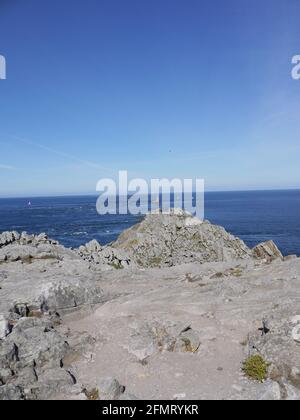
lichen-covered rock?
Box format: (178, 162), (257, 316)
(110, 211), (252, 268)
(128, 321), (201, 361)
(0, 317), (76, 400)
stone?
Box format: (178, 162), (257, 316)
(174, 328), (201, 353)
(85, 240), (102, 254)
(33, 369), (76, 400)
(282, 380), (300, 400)
(0, 314), (10, 339)
(39, 277), (104, 312)
(0, 368), (13, 385)
(259, 381), (281, 401)
(252, 240), (284, 261)
(292, 324), (300, 343)
(3, 317), (69, 369)
(0, 384), (24, 400)
(0, 231), (20, 248)
(97, 377), (125, 400)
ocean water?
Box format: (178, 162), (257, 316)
(0, 190), (300, 256)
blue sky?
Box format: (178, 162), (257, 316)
(0, 0), (299, 197)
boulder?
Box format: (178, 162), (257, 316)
(39, 277), (104, 312)
(252, 240), (283, 261)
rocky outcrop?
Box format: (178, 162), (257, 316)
(0, 231), (58, 249)
(0, 236), (104, 315)
(0, 232), (106, 400)
(246, 313), (300, 399)
(78, 240), (132, 270)
(0, 317), (71, 399)
(110, 210), (252, 268)
(252, 240), (284, 262)
(1, 215), (299, 400)
(77, 210), (252, 269)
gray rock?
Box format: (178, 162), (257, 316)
(38, 277), (104, 312)
(0, 384), (24, 400)
(85, 240), (102, 254)
(174, 328), (201, 353)
(128, 321), (200, 361)
(2, 317), (69, 369)
(292, 324), (300, 344)
(283, 381), (300, 400)
(259, 381), (281, 400)
(0, 316), (80, 400)
(110, 211), (252, 268)
(97, 377), (125, 400)
(0, 314), (10, 339)
(0, 231), (20, 248)
(31, 369), (76, 400)
(0, 368), (13, 385)
(78, 243), (132, 269)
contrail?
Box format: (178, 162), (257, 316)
(0, 163), (15, 170)
(6, 134), (113, 172)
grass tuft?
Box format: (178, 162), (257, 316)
(243, 355), (270, 382)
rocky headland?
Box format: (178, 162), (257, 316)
(0, 211), (300, 400)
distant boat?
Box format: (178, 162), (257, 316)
(28, 201), (32, 207)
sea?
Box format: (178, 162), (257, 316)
(0, 190), (300, 256)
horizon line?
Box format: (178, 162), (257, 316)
(1, 186), (300, 200)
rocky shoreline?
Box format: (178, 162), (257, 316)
(0, 211), (300, 400)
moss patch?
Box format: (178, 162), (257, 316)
(243, 355), (270, 382)
(28, 310), (43, 318)
(84, 388), (99, 400)
(148, 256), (163, 267)
(109, 262), (124, 270)
(230, 267), (244, 277)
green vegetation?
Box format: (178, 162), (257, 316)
(109, 262), (124, 270)
(230, 267), (244, 277)
(148, 256), (162, 267)
(28, 310), (43, 318)
(84, 388), (99, 400)
(243, 355), (270, 382)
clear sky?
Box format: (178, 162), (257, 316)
(0, 0), (300, 197)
